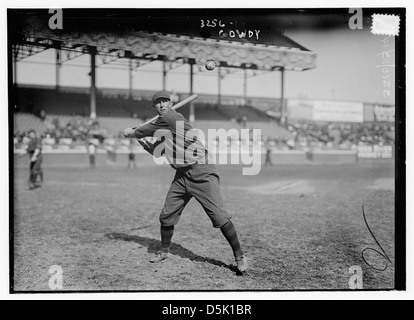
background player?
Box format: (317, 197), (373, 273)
(26, 129), (43, 190)
(127, 141), (137, 169)
(264, 138), (274, 167)
(123, 90), (249, 274)
(87, 140), (97, 169)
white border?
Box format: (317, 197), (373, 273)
(2, 0), (412, 301)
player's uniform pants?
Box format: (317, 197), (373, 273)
(89, 154), (96, 166)
(160, 163), (231, 228)
(29, 154), (43, 183)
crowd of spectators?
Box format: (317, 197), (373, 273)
(285, 122), (395, 149)
(14, 111), (395, 152)
(14, 115), (107, 145)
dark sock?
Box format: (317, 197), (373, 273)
(29, 174), (37, 185)
(220, 220), (244, 259)
(161, 225), (174, 253)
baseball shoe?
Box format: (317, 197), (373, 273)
(26, 183), (36, 190)
(236, 255), (249, 274)
(150, 251), (169, 263)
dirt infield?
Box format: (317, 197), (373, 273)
(12, 155), (396, 291)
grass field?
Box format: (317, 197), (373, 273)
(12, 154), (396, 291)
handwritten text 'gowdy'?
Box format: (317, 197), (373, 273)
(201, 19), (261, 40)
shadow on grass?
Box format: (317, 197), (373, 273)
(104, 232), (239, 274)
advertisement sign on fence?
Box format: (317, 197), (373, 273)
(357, 145), (393, 159)
(312, 100), (364, 123)
(374, 104), (395, 122)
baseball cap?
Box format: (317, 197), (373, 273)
(152, 90), (171, 104)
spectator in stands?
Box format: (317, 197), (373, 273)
(39, 110), (47, 121)
(26, 129), (43, 190)
(14, 131), (23, 144)
(235, 115), (240, 125)
(51, 117), (60, 130)
(287, 138), (296, 150)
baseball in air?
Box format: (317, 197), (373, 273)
(205, 60), (216, 71)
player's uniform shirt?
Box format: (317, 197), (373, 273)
(27, 137), (42, 156)
(133, 109), (211, 170)
(88, 143), (96, 155)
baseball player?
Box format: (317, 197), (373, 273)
(127, 141), (137, 169)
(123, 90), (248, 274)
(87, 140), (97, 169)
(26, 129), (43, 190)
(264, 138), (274, 167)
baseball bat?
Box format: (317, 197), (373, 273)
(140, 94), (198, 126)
(124, 94), (198, 140)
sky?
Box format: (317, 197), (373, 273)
(15, 16), (396, 105)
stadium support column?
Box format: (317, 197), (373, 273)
(12, 44), (18, 111)
(129, 58), (133, 99)
(13, 44), (17, 86)
(189, 61), (195, 124)
(280, 67), (286, 123)
(55, 45), (61, 91)
(162, 59), (167, 90)
(89, 46), (97, 120)
(243, 68), (247, 106)
(218, 66), (222, 107)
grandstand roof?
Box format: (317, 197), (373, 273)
(10, 9), (317, 71)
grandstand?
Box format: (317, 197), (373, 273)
(14, 113), (48, 135)
(13, 84), (394, 154)
(13, 85), (291, 139)
(245, 121), (292, 140)
(15, 85), (279, 120)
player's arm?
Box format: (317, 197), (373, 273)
(123, 122), (160, 139)
(122, 126), (138, 138)
(31, 148), (41, 162)
(30, 138), (42, 162)
(137, 139), (165, 158)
